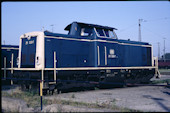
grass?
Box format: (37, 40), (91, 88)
(71, 94), (75, 98)
(159, 69), (170, 72)
(158, 69), (170, 75)
(2, 90), (47, 108)
(2, 90), (141, 112)
(45, 98), (141, 112)
(151, 79), (170, 84)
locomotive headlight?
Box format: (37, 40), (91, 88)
(36, 56), (40, 65)
(27, 35), (31, 40)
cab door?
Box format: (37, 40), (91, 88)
(21, 37), (37, 68)
(97, 43), (107, 67)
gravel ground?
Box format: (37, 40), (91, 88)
(151, 74), (170, 81)
(2, 96), (115, 112)
(2, 75), (170, 112)
(42, 104), (116, 112)
(45, 85), (170, 112)
(45, 75), (170, 112)
(2, 97), (34, 112)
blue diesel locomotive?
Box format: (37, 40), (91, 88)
(11, 22), (157, 93)
(1, 45), (19, 85)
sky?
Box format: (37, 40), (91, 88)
(1, 1), (170, 57)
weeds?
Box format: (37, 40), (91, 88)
(2, 89), (141, 112)
(159, 69), (170, 75)
(151, 79), (170, 84)
(71, 94), (75, 98)
(46, 98), (140, 112)
(2, 90), (42, 108)
(57, 104), (63, 112)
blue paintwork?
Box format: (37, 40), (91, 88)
(45, 37), (95, 68)
(44, 22), (152, 68)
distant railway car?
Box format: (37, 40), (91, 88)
(158, 60), (170, 69)
(11, 22), (157, 93)
(1, 45), (19, 85)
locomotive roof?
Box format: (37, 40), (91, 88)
(64, 21), (117, 31)
(1, 45), (19, 48)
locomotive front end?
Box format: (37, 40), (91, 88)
(12, 31), (46, 90)
(18, 32), (44, 69)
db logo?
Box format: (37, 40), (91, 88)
(108, 49), (117, 58)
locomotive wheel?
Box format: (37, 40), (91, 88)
(57, 89), (62, 94)
(21, 84), (26, 90)
(20, 84), (27, 91)
(43, 89), (48, 95)
(49, 85), (55, 95)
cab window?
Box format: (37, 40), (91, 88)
(108, 30), (115, 38)
(96, 28), (105, 36)
(95, 28), (116, 39)
(104, 29), (109, 37)
(80, 28), (92, 37)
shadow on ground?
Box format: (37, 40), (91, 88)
(143, 94), (170, 112)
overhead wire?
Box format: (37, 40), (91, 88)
(119, 23), (138, 32)
(146, 17), (170, 22)
(119, 17), (170, 33)
(142, 25), (166, 39)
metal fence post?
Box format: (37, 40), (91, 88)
(11, 53), (14, 85)
(155, 57), (161, 78)
(4, 57), (6, 80)
(54, 51), (56, 82)
(40, 80), (43, 110)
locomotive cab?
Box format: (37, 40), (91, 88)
(65, 21), (118, 39)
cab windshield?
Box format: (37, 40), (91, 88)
(95, 28), (117, 39)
